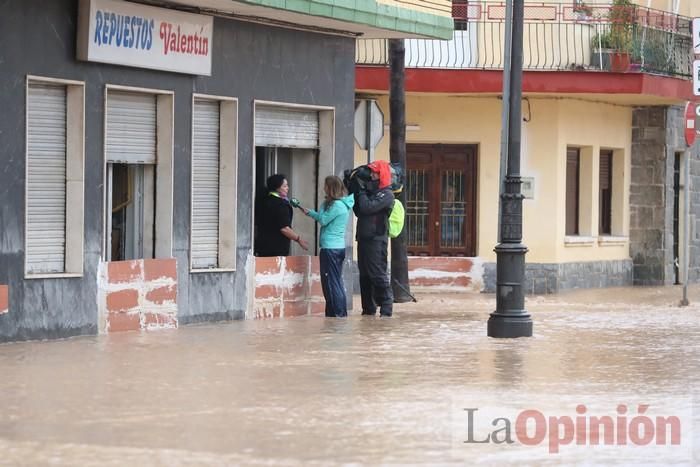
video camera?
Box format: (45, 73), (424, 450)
(343, 165), (373, 194)
(343, 162), (404, 195)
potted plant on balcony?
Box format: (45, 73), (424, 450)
(590, 0), (636, 72)
(609, 0), (635, 71)
(591, 30), (614, 70)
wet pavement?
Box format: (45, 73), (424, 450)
(0, 285), (699, 466)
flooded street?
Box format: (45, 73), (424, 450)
(1, 286), (699, 466)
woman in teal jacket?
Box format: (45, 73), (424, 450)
(302, 175), (354, 317)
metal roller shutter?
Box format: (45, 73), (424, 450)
(106, 91), (157, 164)
(26, 83), (67, 274)
(255, 106), (319, 148)
(191, 99), (220, 268)
(566, 148), (580, 236)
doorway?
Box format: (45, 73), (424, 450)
(106, 163), (155, 261)
(253, 103), (336, 257)
(254, 146), (319, 256)
(405, 144), (477, 257)
(673, 152), (681, 284)
(104, 89), (163, 262)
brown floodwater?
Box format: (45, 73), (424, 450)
(0, 285), (698, 465)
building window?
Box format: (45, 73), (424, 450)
(190, 96), (238, 270)
(253, 102), (335, 257)
(104, 87), (173, 261)
(565, 147), (580, 235)
(599, 150), (613, 235)
(25, 78), (84, 276)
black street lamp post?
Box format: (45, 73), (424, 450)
(488, 0), (533, 338)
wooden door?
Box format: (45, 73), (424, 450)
(405, 144), (477, 256)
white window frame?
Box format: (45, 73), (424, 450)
(102, 84), (174, 261)
(25, 75), (85, 279)
(190, 94), (238, 272)
(251, 100), (336, 256)
(565, 145), (628, 247)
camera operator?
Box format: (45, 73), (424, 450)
(351, 160), (395, 317)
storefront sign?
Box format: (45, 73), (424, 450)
(77, 0), (213, 75)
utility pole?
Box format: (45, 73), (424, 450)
(488, 0), (533, 338)
(388, 38), (412, 302)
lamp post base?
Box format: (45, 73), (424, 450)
(487, 313), (533, 338)
(489, 242), (532, 338)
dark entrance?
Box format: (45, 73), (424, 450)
(673, 152), (681, 284)
(405, 144), (477, 257)
(253, 146), (320, 256)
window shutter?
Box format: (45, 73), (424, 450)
(599, 151), (613, 234)
(106, 91), (157, 164)
(255, 106), (319, 148)
(26, 83), (67, 274)
(191, 99), (220, 268)
(599, 151), (612, 190)
(565, 148), (580, 235)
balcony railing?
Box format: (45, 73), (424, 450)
(356, 1), (692, 78)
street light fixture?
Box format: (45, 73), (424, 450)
(488, 0), (533, 338)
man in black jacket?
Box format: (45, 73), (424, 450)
(353, 161), (395, 317)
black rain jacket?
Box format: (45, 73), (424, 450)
(353, 187), (394, 240)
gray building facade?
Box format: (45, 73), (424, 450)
(629, 105), (700, 286)
(0, 0), (355, 342)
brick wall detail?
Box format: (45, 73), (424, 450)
(99, 259), (178, 333)
(408, 257), (482, 292)
(0, 285), (8, 315)
(254, 256), (325, 319)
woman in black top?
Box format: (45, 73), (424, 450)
(255, 174), (309, 256)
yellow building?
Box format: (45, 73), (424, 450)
(356, 0), (698, 293)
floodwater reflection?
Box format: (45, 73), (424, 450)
(0, 285), (698, 465)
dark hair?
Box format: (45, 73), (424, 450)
(266, 174), (287, 192)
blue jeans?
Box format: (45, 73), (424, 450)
(320, 248), (347, 317)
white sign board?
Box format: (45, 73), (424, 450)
(693, 18), (700, 54)
(694, 60), (700, 96)
(521, 177), (535, 200)
(77, 0), (213, 75)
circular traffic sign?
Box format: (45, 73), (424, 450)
(685, 102), (696, 147)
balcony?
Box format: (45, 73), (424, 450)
(356, 1), (692, 78)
